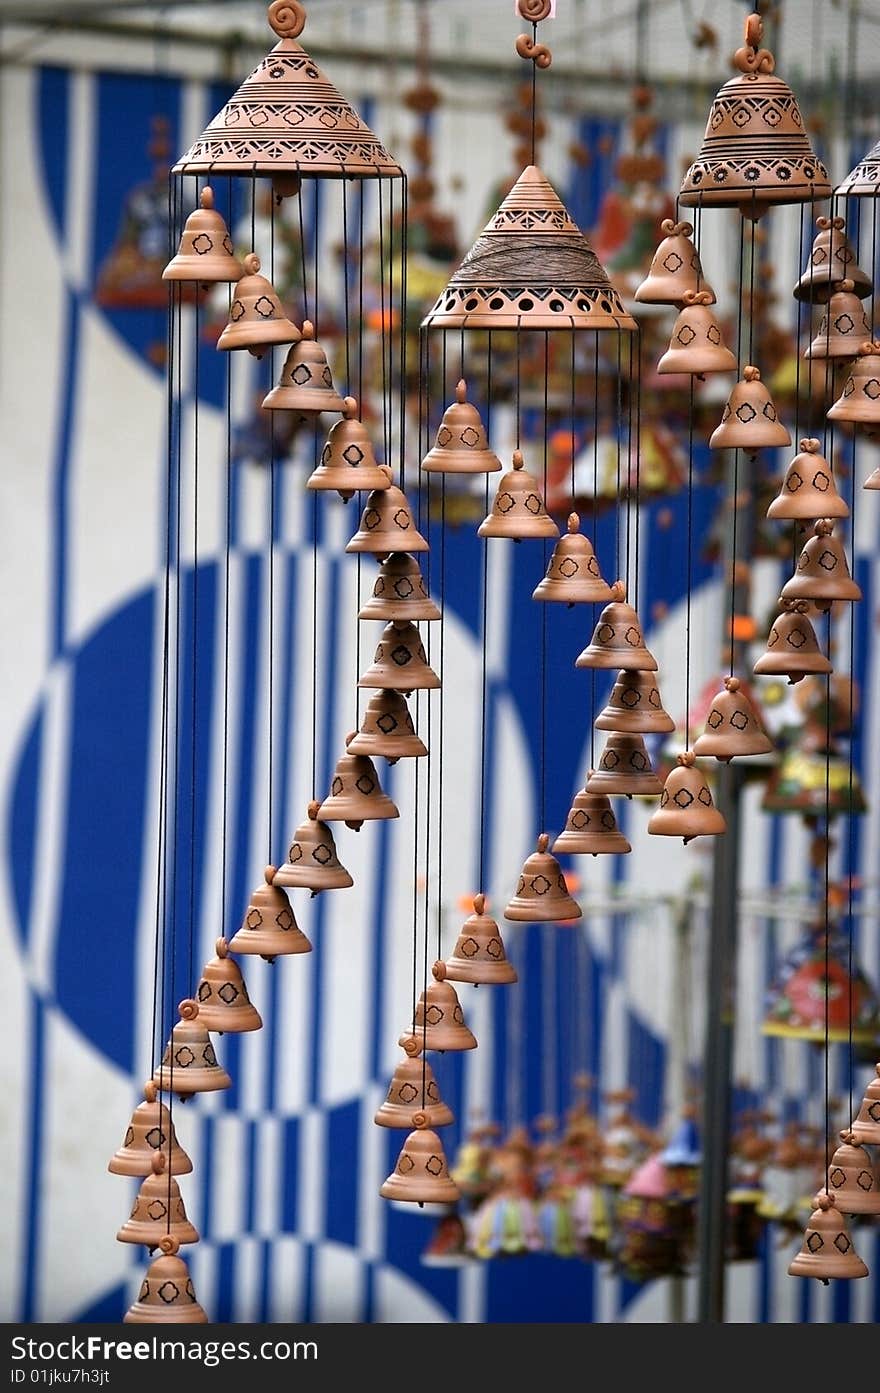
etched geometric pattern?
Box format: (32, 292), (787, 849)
(531, 876), (551, 895)
(559, 558), (578, 578)
(730, 711), (748, 731)
(425, 1155), (444, 1176)
(398, 1154), (415, 1174)
(707, 708), (723, 728)
(425, 1005), (444, 1025)
(398, 1083), (418, 1104)
(807, 1232), (824, 1252)
(459, 937), (479, 958)
(673, 789), (694, 808)
(276, 908), (294, 931)
(246, 908), (263, 929)
(812, 472), (829, 491)
(698, 787), (713, 807)
(834, 1233), (852, 1254)
(218, 982), (239, 1005)
(425, 283), (634, 329)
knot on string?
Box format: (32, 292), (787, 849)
(858, 340), (880, 356)
(816, 215), (846, 232)
(215, 937), (229, 959)
(268, 2), (307, 41)
(732, 12), (775, 74)
(677, 751), (696, 769)
(432, 960), (447, 982)
(567, 512), (580, 534)
(682, 289), (714, 307)
(143, 1081), (158, 1104)
(455, 379), (468, 404)
(263, 864), (277, 884)
(536, 833), (550, 853)
(150, 1151), (167, 1175)
(307, 800), (321, 820)
(743, 364), (761, 383)
(799, 438), (821, 453)
(411, 1111), (429, 1130)
(661, 219), (693, 237)
(610, 579), (627, 602)
(515, 33), (552, 68)
(838, 279), (855, 294)
(242, 252), (261, 276)
(199, 186), (215, 210)
(473, 893), (487, 915)
(158, 1233), (181, 1257)
(814, 518), (835, 537)
(177, 998), (199, 1022)
(724, 676), (741, 693)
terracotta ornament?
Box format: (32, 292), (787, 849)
(478, 450), (559, 540)
(851, 1064), (880, 1146)
(347, 689), (427, 763)
(124, 1235), (208, 1323)
(262, 321), (346, 416)
(575, 584), (657, 670)
(710, 366), (791, 452)
(358, 553), (440, 622)
(345, 475), (428, 556)
(399, 980), (477, 1054)
(692, 676), (773, 761)
(634, 219), (715, 307)
(229, 865), (313, 960)
(788, 1193), (869, 1282)
(379, 1126), (461, 1205)
(421, 380), (502, 474)
(317, 735), (399, 831)
(358, 620), (440, 692)
(116, 1152), (199, 1248)
(657, 292), (736, 377)
(108, 1082), (193, 1177)
(273, 802), (353, 895)
(804, 282), (872, 360)
(374, 1055), (454, 1130)
(193, 938), (262, 1033)
(586, 732), (664, 797)
(826, 1131), (880, 1216)
(307, 398), (392, 501)
(532, 513), (613, 604)
(552, 785), (632, 856)
(793, 216), (871, 302)
(752, 600), (832, 684)
(647, 752), (727, 843)
(827, 341), (880, 427)
(594, 670), (675, 734)
(835, 135), (880, 199)
(504, 834), (582, 923)
(766, 439), (849, 521)
(216, 254), (300, 358)
(153, 1000), (232, 1099)
(436, 894), (518, 986)
(162, 187), (242, 286)
(780, 519), (862, 610)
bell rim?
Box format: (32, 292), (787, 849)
(271, 864), (353, 889)
(227, 929), (313, 956)
(189, 1003), (263, 1033)
(373, 1101), (455, 1129)
(441, 959), (519, 985)
(358, 597), (442, 621)
(552, 831), (632, 855)
(108, 1151), (193, 1178)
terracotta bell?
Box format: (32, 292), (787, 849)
(532, 513), (613, 605)
(788, 1193), (869, 1282)
(657, 292), (737, 377)
(594, 670), (675, 734)
(851, 1064), (880, 1146)
(780, 519), (861, 611)
(504, 834), (582, 923)
(575, 584), (657, 670)
(710, 366), (791, 452)
(478, 450), (559, 540)
(374, 1055), (454, 1130)
(766, 439), (849, 521)
(262, 320), (346, 416)
(752, 600), (832, 684)
(162, 186), (242, 286)
(679, 12), (830, 218)
(864, 466), (880, 491)
(153, 1000), (232, 1100)
(347, 689), (426, 763)
(805, 283), (872, 360)
(399, 980), (477, 1054)
(358, 552), (440, 622)
(634, 219), (716, 306)
(837, 135), (880, 198)
(358, 620), (440, 692)
(124, 1236), (208, 1324)
(379, 1126), (461, 1205)
(692, 676), (773, 761)
(586, 733), (664, 797)
(436, 894), (518, 986)
(317, 735), (399, 831)
(108, 1082), (192, 1177)
(216, 253), (300, 358)
(345, 475), (428, 556)
(647, 752), (727, 843)
(422, 380), (502, 474)
(273, 803), (353, 896)
(193, 938), (262, 1033)
(307, 398), (392, 501)
(552, 786), (631, 856)
(826, 1131), (880, 1216)
(116, 1152), (198, 1249)
(827, 341), (880, 427)
(228, 864), (312, 960)
(793, 216), (871, 303)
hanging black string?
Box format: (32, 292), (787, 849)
(685, 375), (696, 749)
(540, 329), (550, 834)
(187, 227), (201, 994)
(479, 332), (492, 893)
(220, 176), (234, 941)
(399, 176), (409, 490)
(729, 214), (747, 678)
(267, 190), (278, 862)
(823, 608), (833, 1193)
(378, 178), (391, 470)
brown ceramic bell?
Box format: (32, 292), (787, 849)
(692, 676), (773, 761)
(710, 366), (791, 452)
(273, 804), (353, 896)
(837, 135), (880, 198)
(826, 1131), (880, 1215)
(752, 600), (832, 684)
(153, 1000), (232, 1099)
(532, 513), (613, 605)
(307, 398), (392, 501)
(575, 584), (657, 670)
(163, 187), (242, 286)
(374, 1055), (454, 1130)
(552, 786), (631, 855)
(766, 439), (849, 521)
(851, 1064), (880, 1145)
(124, 1236), (208, 1323)
(478, 450), (559, 540)
(379, 1126), (461, 1205)
(793, 217), (871, 303)
(228, 865), (312, 960)
(503, 834), (582, 923)
(358, 620), (440, 692)
(116, 1152), (198, 1248)
(634, 219), (716, 306)
(864, 467), (880, 491)
(358, 552), (440, 622)
(657, 292), (737, 377)
(827, 341), (880, 426)
(780, 519), (862, 611)
(594, 670), (675, 734)
(586, 733), (664, 797)
(346, 476), (428, 556)
(193, 938), (262, 1033)
(108, 1082), (193, 1177)
(647, 752), (727, 843)
(262, 320), (346, 416)
(399, 980), (477, 1054)
(436, 894), (518, 986)
(788, 1192), (869, 1282)
(317, 735), (399, 831)
(421, 380), (502, 474)
(805, 283), (872, 360)
(347, 690), (427, 764)
(216, 253), (300, 359)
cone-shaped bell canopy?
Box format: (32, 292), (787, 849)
(346, 476), (428, 555)
(766, 438), (849, 520)
(358, 620), (440, 692)
(163, 186), (243, 285)
(173, 2), (402, 179)
(374, 1055), (454, 1130)
(788, 1193), (869, 1281)
(806, 282), (872, 360)
(692, 676), (773, 761)
(504, 834), (582, 923)
(478, 450), (559, 539)
(274, 802), (353, 894)
(864, 467), (880, 491)
(229, 864), (313, 959)
(399, 980), (477, 1054)
(793, 216), (872, 302)
(826, 1132), (880, 1215)
(648, 753), (727, 843)
(193, 938), (262, 1033)
(851, 1064), (880, 1146)
(216, 253), (300, 358)
(780, 519), (861, 610)
(124, 1237), (209, 1323)
(308, 398), (392, 500)
(836, 135), (880, 198)
(379, 1127), (461, 1205)
(752, 600), (832, 683)
(710, 366), (791, 451)
(552, 786), (631, 856)
(153, 1000), (232, 1099)
(827, 342), (880, 425)
(108, 1083), (193, 1177)
(317, 735), (399, 830)
(532, 512), (613, 604)
(116, 1154), (199, 1248)
(575, 584), (657, 670)
(679, 13), (830, 216)
(262, 320), (346, 415)
(358, 552), (440, 622)
(657, 292), (736, 376)
(595, 669), (675, 734)
(422, 165), (636, 331)
(437, 894), (518, 986)
(634, 219), (715, 306)
(347, 689), (427, 763)
(422, 380), (502, 474)
(586, 732), (663, 797)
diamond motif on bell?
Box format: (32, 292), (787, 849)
(343, 445), (365, 465)
(598, 624), (614, 644)
(532, 875), (551, 895)
(247, 908), (262, 929)
(818, 550), (838, 571)
(707, 325), (721, 345)
(571, 810), (589, 830)
(857, 1170), (874, 1191)
(735, 403), (757, 423)
(399, 1083), (418, 1103)
(392, 645), (412, 666)
(145, 1128), (165, 1149)
(698, 787), (712, 806)
(393, 509), (409, 529)
(254, 295), (275, 319)
(707, 708), (723, 728)
(673, 789), (694, 808)
(426, 1155), (444, 1176)
(158, 1282), (181, 1304)
(461, 427), (480, 447)
(830, 1168), (846, 1188)
(487, 938), (503, 959)
(276, 909), (294, 931)
(355, 774), (375, 795)
(147, 1200), (168, 1221)
(398, 1154), (415, 1173)
(730, 711), (748, 730)
(192, 234), (213, 256)
(525, 494), (542, 514)
(198, 982), (211, 1001)
(869, 1102), (880, 1122)
(332, 776), (343, 795)
(807, 1232), (824, 1253)
(288, 843), (303, 862)
(202, 1043), (217, 1066)
(787, 471), (803, 492)
(377, 713), (398, 734)
(621, 686), (641, 709)
(834, 1233), (852, 1254)
(676, 325), (696, 346)
(624, 626), (641, 646)
(218, 983), (239, 1004)
(437, 427), (452, 446)
(174, 1046), (196, 1068)
(812, 472), (829, 491)
(834, 314), (855, 334)
(864, 379), (880, 399)
(601, 811), (615, 829)
(460, 937), (479, 958)
(559, 558), (578, 578)
(497, 492), (515, 513)
(762, 402), (777, 420)
(603, 750), (620, 769)
(788, 626), (806, 648)
(732, 106), (752, 127)
(291, 364), (311, 385)
(426, 1005), (443, 1025)
(364, 509), (381, 529)
(662, 252), (683, 273)
(393, 578), (414, 598)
